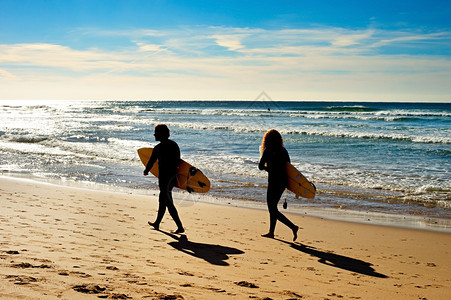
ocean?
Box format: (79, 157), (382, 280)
(1, 99), (450, 231)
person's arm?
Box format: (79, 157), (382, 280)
(285, 147), (291, 164)
(258, 148), (268, 171)
(144, 146), (158, 176)
(175, 143), (181, 167)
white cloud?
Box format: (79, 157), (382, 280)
(0, 43), (128, 72)
(369, 32), (449, 48)
(0, 69), (17, 80)
(0, 26), (450, 101)
(331, 29), (376, 47)
(136, 42), (166, 53)
(212, 34), (246, 51)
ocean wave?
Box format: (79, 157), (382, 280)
(165, 121), (450, 144)
(287, 113), (425, 122)
(375, 109), (451, 118)
(272, 109), (445, 119)
(415, 184), (451, 195)
(400, 196), (451, 209)
(0, 140), (75, 156)
(0, 135), (139, 164)
(1, 135), (50, 144)
(323, 105), (381, 112)
(37, 138), (138, 163)
(302, 129), (450, 144)
(147, 106), (450, 124)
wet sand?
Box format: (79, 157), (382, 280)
(1, 176), (450, 299)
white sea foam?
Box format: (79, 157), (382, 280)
(1, 100), (449, 222)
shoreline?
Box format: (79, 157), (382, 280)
(1, 175), (450, 299)
(2, 174), (450, 233)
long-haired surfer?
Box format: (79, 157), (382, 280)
(144, 124), (184, 234)
(259, 129), (299, 241)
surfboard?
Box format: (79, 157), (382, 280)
(286, 162), (316, 199)
(137, 147), (210, 193)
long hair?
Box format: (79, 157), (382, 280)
(260, 129), (284, 155)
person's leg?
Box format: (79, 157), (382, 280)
(264, 185), (299, 241)
(166, 191), (184, 232)
(275, 197), (299, 241)
(267, 196), (279, 234)
(276, 208), (296, 230)
(163, 177), (184, 232)
(262, 185), (284, 237)
(148, 187), (168, 230)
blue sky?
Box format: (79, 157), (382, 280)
(1, 0), (450, 101)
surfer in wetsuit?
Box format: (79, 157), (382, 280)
(144, 124), (184, 234)
(259, 129), (299, 241)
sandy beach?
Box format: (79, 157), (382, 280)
(1, 176), (450, 299)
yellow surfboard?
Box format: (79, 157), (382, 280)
(137, 148), (210, 193)
(286, 162), (316, 199)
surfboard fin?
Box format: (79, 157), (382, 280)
(189, 167), (198, 176)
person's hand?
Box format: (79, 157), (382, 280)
(143, 170), (149, 176)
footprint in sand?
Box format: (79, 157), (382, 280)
(234, 281), (259, 288)
(11, 262), (52, 269)
(6, 274), (38, 285)
(72, 284), (107, 294)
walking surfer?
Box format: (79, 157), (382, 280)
(259, 129), (299, 241)
(144, 124), (185, 234)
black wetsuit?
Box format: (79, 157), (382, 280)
(145, 139), (183, 229)
(259, 147), (296, 233)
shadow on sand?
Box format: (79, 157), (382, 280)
(158, 230), (244, 266)
(275, 238), (388, 278)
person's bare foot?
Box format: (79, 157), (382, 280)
(174, 227), (185, 234)
(261, 232), (274, 238)
(148, 221), (159, 230)
(292, 225), (299, 241)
